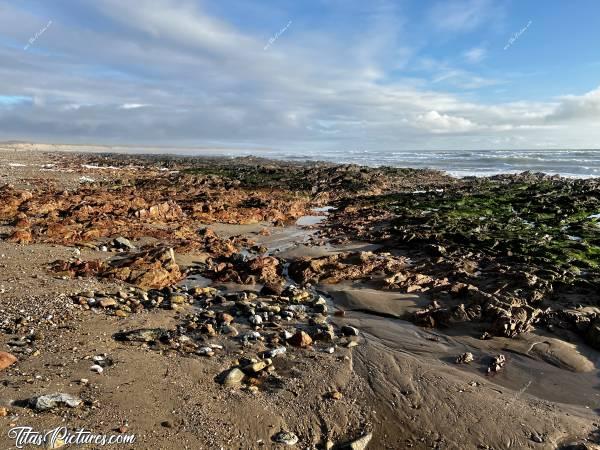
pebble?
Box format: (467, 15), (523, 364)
(263, 346), (286, 358)
(288, 330), (312, 348)
(272, 431), (299, 446)
(249, 314), (263, 325)
(344, 432), (373, 450)
(222, 368), (245, 386)
(90, 364), (104, 374)
(30, 393), (82, 411)
(0, 351), (17, 371)
(341, 325), (359, 336)
(456, 352), (474, 364)
(197, 347), (215, 357)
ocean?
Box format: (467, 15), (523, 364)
(176, 148), (600, 179)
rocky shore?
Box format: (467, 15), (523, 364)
(1, 144), (599, 449)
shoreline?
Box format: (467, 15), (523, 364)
(0, 146), (599, 448)
(2, 141), (599, 180)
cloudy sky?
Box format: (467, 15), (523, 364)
(1, 0), (600, 151)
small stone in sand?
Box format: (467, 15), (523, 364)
(455, 352), (474, 364)
(288, 330), (312, 348)
(272, 431), (299, 446)
(0, 352), (17, 371)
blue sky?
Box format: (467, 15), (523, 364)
(0, 0), (599, 150)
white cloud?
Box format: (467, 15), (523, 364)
(546, 87), (600, 122)
(429, 0), (500, 33)
(120, 104), (149, 110)
(415, 111), (479, 133)
(463, 46), (487, 63)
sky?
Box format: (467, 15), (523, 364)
(1, 0), (600, 151)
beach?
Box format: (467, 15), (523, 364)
(0, 142), (599, 449)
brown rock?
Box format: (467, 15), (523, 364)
(288, 330), (313, 348)
(7, 229), (32, 244)
(0, 352), (17, 371)
(99, 298), (117, 308)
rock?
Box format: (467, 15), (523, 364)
(249, 314), (263, 325)
(170, 294), (187, 305)
(90, 365), (104, 374)
(30, 393), (82, 411)
(487, 354), (506, 373)
(99, 298), (117, 308)
(263, 346), (286, 358)
(530, 432), (544, 443)
(114, 328), (170, 343)
(197, 347), (215, 357)
(260, 282), (285, 296)
(113, 236), (135, 250)
(288, 330), (313, 348)
(327, 390), (343, 400)
(272, 431), (299, 446)
(218, 312), (234, 325)
(313, 303), (328, 314)
(585, 320), (600, 350)
(339, 432), (373, 450)
(222, 368), (245, 386)
(243, 360), (270, 374)
(105, 246), (182, 289)
(341, 325), (359, 336)
(455, 352), (474, 364)
(0, 352), (17, 371)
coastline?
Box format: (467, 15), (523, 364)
(0, 144), (599, 448)
(2, 141), (600, 180)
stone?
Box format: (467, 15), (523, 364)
(0, 407), (8, 417)
(197, 347), (215, 357)
(327, 391), (343, 400)
(487, 354), (506, 373)
(113, 236), (135, 250)
(340, 432), (373, 450)
(288, 330), (312, 348)
(585, 320), (600, 350)
(99, 298), (117, 308)
(242, 360), (270, 374)
(0, 352), (17, 371)
(114, 328), (170, 343)
(218, 312), (234, 325)
(263, 346), (286, 358)
(222, 368), (245, 386)
(30, 393), (82, 411)
(272, 431), (299, 446)
(249, 314), (263, 325)
(455, 352), (474, 364)
(90, 365), (104, 374)
(341, 325), (359, 336)
(170, 294), (187, 304)
(313, 303), (328, 314)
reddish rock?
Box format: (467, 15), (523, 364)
(0, 352), (17, 371)
(288, 330), (313, 348)
(7, 228), (32, 244)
